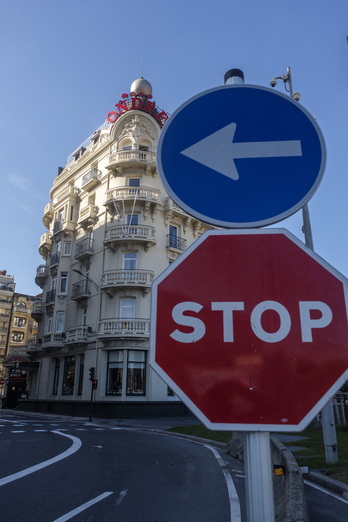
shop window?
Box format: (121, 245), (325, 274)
(52, 358), (60, 395)
(78, 355), (84, 395)
(106, 351), (124, 395)
(126, 350), (146, 396)
(62, 356), (76, 395)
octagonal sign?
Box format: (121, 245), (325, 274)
(150, 229), (348, 431)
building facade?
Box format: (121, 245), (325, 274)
(21, 78), (212, 418)
(0, 270), (15, 397)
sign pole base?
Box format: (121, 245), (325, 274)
(243, 431), (275, 522)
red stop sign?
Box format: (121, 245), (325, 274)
(150, 229), (348, 431)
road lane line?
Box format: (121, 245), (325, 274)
(205, 445), (241, 522)
(52, 491), (114, 521)
(305, 480), (348, 504)
(0, 431), (82, 487)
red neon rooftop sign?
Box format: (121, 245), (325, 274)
(106, 92), (169, 127)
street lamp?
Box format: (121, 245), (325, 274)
(72, 268), (100, 422)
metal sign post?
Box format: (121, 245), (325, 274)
(244, 432), (275, 521)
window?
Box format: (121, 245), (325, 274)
(127, 350), (146, 396)
(69, 205), (74, 221)
(52, 358), (60, 395)
(123, 252), (137, 270)
(11, 331), (24, 343)
(16, 301), (26, 309)
(106, 351), (123, 395)
(14, 317), (26, 328)
(139, 145), (149, 151)
(62, 356), (76, 395)
(78, 355), (84, 395)
(120, 298), (135, 318)
(81, 307), (87, 326)
(126, 214), (139, 226)
(128, 178), (140, 187)
(55, 311), (65, 333)
(47, 316), (53, 334)
(169, 225), (178, 248)
(59, 273), (68, 294)
(63, 242), (71, 256)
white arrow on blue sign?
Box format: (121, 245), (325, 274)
(157, 85), (326, 228)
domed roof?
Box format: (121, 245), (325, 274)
(130, 77), (153, 96)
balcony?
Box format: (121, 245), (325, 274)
(101, 270), (154, 296)
(163, 197), (189, 220)
(45, 289), (56, 306)
(41, 333), (65, 349)
(104, 186), (161, 219)
(35, 264), (49, 288)
(104, 224), (156, 252)
(50, 252), (60, 270)
(31, 301), (44, 320)
(167, 234), (187, 251)
(75, 237), (94, 261)
(65, 326), (90, 345)
(98, 318), (150, 339)
(71, 280), (90, 301)
(81, 168), (101, 191)
(107, 149), (156, 169)
(52, 219), (76, 237)
(26, 337), (42, 355)
(77, 204), (98, 229)
(38, 233), (53, 260)
(42, 202), (53, 229)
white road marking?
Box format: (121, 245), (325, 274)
(116, 489), (128, 505)
(52, 491), (114, 522)
(0, 431), (82, 487)
(11, 431), (25, 434)
(305, 479), (348, 504)
(204, 444), (241, 522)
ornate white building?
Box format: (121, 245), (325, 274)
(21, 78), (212, 418)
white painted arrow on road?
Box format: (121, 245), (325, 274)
(180, 123), (302, 180)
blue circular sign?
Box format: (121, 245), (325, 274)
(157, 85), (326, 228)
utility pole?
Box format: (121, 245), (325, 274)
(270, 67), (338, 464)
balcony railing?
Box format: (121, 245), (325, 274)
(50, 252), (60, 267)
(65, 326), (90, 344)
(81, 168), (101, 191)
(105, 186), (160, 203)
(39, 232), (53, 260)
(71, 280), (90, 300)
(98, 318), (150, 338)
(42, 202), (53, 229)
(75, 237), (94, 260)
(35, 264), (49, 287)
(45, 289), (56, 304)
(108, 149), (156, 167)
(31, 301), (44, 319)
(104, 224), (156, 251)
(77, 204), (98, 229)
(167, 234), (187, 251)
(42, 333), (65, 348)
(101, 270), (154, 289)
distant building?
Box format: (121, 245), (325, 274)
(0, 270), (15, 396)
(20, 78), (213, 418)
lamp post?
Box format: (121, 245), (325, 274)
(270, 67), (338, 465)
(72, 269), (100, 422)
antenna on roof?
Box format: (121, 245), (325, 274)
(141, 57), (144, 78)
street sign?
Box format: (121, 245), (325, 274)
(150, 229), (348, 431)
(157, 85), (326, 228)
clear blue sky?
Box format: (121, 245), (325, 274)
(1, 0), (347, 295)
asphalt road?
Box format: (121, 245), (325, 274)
(1, 411), (348, 521)
(0, 412), (245, 521)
